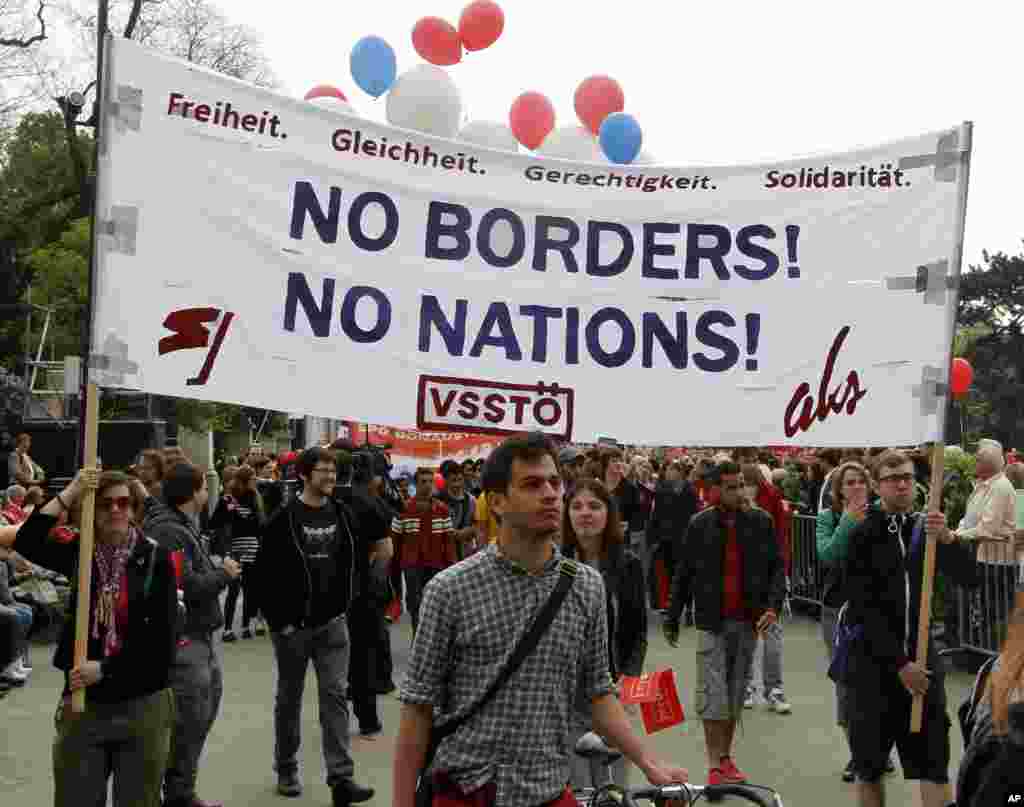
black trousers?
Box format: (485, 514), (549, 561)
(347, 597), (392, 732)
(223, 564), (259, 631)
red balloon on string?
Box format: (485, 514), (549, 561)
(459, 0), (505, 52)
(509, 91), (555, 150)
(951, 357), (974, 399)
(304, 85), (348, 102)
(412, 17), (463, 66)
(434, 473), (445, 492)
(574, 75), (625, 135)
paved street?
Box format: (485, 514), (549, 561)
(2, 613), (975, 806)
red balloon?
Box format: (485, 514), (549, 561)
(459, 0), (504, 52)
(304, 85), (347, 102)
(574, 75), (625, 135)
(509, 91), (555, 150)
(951, 357), (974, 398)
(434, 473), (445, 491)
(412, 17), (462, 66)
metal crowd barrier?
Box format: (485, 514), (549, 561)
(789, 514), (825, 608)
(787, 513), (1021, 659)
(952, 537), (1021, 658)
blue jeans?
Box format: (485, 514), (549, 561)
(0, 602), (32, 665)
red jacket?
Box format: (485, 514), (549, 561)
(391, 499), (456, 570)
(754, 481), (791, 576)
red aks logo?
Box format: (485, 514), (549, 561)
(159, 307), (235, 386)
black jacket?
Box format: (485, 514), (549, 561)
(253, 496), (358, 632)
(646, 480), (698, 547)
(841, 507), (978, 684)
(335, 484), (392, 605)
(563, 542), (647, 679)
(666, 506), (783, 631)
(13, 510), (177, 704)
(143, 497), (229, 637)
(610, 478), (642, 533)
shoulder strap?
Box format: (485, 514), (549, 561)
(434, 559), (579, 742)
(142, 538), (159, 597)
(971, 655), (999, 715)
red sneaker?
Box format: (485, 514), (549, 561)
(718, 756), (748, 783)
(707, 768), (727, 786)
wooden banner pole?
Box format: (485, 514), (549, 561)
(910, 442), (946, 732)
(71, 382), (100, 714)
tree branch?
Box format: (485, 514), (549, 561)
(123, 0), (144, 39)
(0, 0), (47, 48)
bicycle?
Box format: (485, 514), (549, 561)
(571, 732), (784, 807)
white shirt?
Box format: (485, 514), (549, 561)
(956, 472), (1019, 564)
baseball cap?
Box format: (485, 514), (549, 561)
(558, 446), (583, 464)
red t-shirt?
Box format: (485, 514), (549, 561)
(721, 512), (745, 620)
(392, 499), (455, 570)
(754, 481), (791, 577)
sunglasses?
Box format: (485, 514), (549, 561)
(97, 496), (133, 512)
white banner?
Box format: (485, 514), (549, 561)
(93, 38), (969, 446)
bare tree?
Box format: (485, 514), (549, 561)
(0, 0), (46, 48)
(133, 0), (276, 87)
(0, 0), (51, 123)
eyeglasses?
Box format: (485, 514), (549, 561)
(97, 496), (132, 512)
(878, 473), (915, 486)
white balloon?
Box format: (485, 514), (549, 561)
(458, 120), (518, 152)
(308, 96), (356, 116)
(386, 65), (462, 138)
(536, 125), (604, 163)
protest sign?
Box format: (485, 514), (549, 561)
(636, 669), (684, 734)
(341, 420), (495, 474)
(94, 38), (969, 445)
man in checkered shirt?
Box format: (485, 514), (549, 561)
(393, 433), (688, 807)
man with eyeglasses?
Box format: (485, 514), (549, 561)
(837, 449), (978, 807)
(253, 446), (389, 807)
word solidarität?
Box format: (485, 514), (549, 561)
(765, 162), (909, 190)
(166, 93), (286, 139)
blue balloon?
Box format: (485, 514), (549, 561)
(350, 36), (397, 98)
(599, 112), (643, 165)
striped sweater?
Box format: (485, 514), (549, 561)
(391, 499), (455, 570)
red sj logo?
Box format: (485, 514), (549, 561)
(159, 307), (235, 386)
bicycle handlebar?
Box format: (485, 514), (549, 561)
(620, 782), (783, 807)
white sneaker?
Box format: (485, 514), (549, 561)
(14, 660), (31, 677)
(1, 662), (28, 683)
(765, 687), (792, 714)
(743, 686), (758, 709)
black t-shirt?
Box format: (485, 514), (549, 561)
(335, 485), (387, 601)
(295, 500), (341, 627)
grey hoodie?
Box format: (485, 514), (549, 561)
(143, 497), (229, 637)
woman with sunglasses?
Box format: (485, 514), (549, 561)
(0, 469), (178, 807)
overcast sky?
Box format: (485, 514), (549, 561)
(215, 0), (1020, 267)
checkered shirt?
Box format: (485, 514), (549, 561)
(399, 543), (615, 807)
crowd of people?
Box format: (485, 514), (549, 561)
(0, 432), (1022, 807)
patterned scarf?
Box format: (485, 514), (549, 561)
(92, 526), (140, 658)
